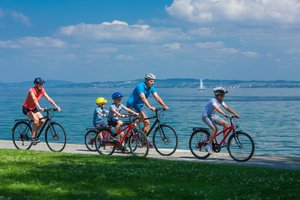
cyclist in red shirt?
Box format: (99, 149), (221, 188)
(22, 77), (61, 144)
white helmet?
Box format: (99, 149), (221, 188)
(213, 87), (228, 96)
(145, 73), (156, 80)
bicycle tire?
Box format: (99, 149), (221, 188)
(129, 130), (149, 158)
(189, 130), (211, 159)
(227, 131), (255, 162)
(84, 129), (98, 151)
(153, 124), (178, 156)
(12, 121), (33, 150)
(95, 130), (116, 156)
(45, 122), (67, 152)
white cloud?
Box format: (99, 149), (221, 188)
(59, 20), (185, 42)
(242, 51), (259, 58)
(163, 42), (181, 50)
(116, 54), (135, 61)
(195, 41), (224, 48)
(11, 11), (31, 27)
(0, 37), (66, 48)
(166, 0), (300, 25)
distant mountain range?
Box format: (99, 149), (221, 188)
(1, 79), (300, 88)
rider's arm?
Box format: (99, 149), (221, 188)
(124, 107), (138, 116)
(213, 104), (230, 118)
(153, 92), (169, 110)
(112, 109), (124, 118)
(223, 104), (240, 118)
(139, 93), (156, 111)
(43, 92), (61, 111)
(30, 91), (43, 111)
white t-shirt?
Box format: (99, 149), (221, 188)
(202, 98), (226, 117)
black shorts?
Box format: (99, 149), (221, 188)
(22, 106), (39, 115)
(108, 119), (119, 127)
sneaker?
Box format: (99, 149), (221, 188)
(205, 144), (213, 154)
(31, 137), (40, 145)
(148, 141), (153, 148)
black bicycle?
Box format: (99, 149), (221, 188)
(141, 108), (178, 156)
(12, 108), (67, 152)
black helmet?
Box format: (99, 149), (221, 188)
(33, 77), (45, 85)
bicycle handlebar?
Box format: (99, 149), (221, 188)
(43, 108), (58, 112)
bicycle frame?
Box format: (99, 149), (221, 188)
(143, 108), (163, 135)
(213, 118), (236, 145)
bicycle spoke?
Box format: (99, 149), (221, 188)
(189, 130), (210, 159)
(45, 122), (66, 152)
(153, 125), (178, 156)
(12, 122), (32, 150)
(227, 131), (255, 162)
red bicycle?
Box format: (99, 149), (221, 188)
(189, 116), (255, 162)
(95, 115), (149, 157)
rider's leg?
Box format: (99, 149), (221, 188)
(35, 112), (45, 131)
(139, 111), (150, 136)
(26, 111), (40, 139)
(115, 120), (123, 140)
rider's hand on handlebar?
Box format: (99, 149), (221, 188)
(56, 106), (61, 112)
(149, 106), (156, 111)
(164, 106), (169, 110)
(224, 114), (231, 118)
(39, 107), (45, 112)
(234, 114), (240, 119)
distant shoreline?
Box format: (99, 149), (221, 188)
(2, 78), (300, 89)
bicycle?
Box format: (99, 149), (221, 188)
(141, 107), (178, 156)
(84, 126), (111, 151)
(189, 116), (255, 162)
(12, 108), (67, 152)
(95, 115), (149, 157)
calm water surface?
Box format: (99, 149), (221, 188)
(1, 87), (299, 157)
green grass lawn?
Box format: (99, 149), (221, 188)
(0, 149), (299, 200)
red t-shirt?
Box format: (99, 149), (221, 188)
(23, 87), (45, 110)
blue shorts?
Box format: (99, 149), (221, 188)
(108, 118), (120, 127)
(128, 104), (147, 116)
(94, 121), (107, 129)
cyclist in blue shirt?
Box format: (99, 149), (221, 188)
(127, 73), (169, 146)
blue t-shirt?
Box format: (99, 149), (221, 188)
(93, 107), (108, 124)
(202, 98), (227, 117)
(107, 103), (127, 121)
(127, 82), (156, 107)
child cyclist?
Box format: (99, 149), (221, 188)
(107, 92), (139, 149)
(93, 97), (109, 142)
(93, 97), (109, 129)
(202, 87), (240, 154)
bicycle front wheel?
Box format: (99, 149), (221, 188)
(84, 129), (98, 151)
(129, 130), (149, 158)
(227, 131), (255, 162)
(45, 122), (67, 152)
(153, 124), (178, 156)
(12, 121), (33, 150)
(95, 130), (116, 156)
(189, 130), (210, 159)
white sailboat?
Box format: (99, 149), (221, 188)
(198, 78), (205, 91)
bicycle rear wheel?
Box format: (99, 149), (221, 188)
(84, 129), (98, 151)
(153, 124), (178, 156)
(227, 131), (255, 162)
(95, 130), (116, 155)
(189, 130), (210, 159)
(12, 121), (33, 150)
(129, 130), (149, 157)
(45, 122), (67, 152)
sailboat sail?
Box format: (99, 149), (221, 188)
(198, 79), (205, 90)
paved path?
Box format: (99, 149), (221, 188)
(1, 140), (299, 170)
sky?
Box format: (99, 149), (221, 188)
(0, 0), (300, 82)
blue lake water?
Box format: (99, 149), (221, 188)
(1, 87), (300, 157)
